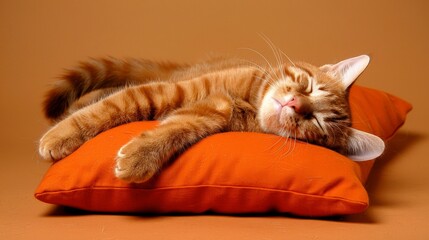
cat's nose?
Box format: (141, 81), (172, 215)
(284, 96), (312, 116)
(285, 97), (299, 109)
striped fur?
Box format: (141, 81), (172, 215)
(39, 55), (384, 182)
(44, 57), (189, 120)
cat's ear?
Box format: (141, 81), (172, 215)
(320, 55), (370, 89)
(346, 128), (385, 161)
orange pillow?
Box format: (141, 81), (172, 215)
(35, 86), (412, 217)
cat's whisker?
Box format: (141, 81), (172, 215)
(272, 136), (290, 156)
(329, 122), (346, 147)
(262, 135), (287, 158)
(240, 58), (266, 71)
(326, 122), (347, 147)
(239, 47), (282, 83)
(270, 43), (288, 83)
(258, 33), (285, 75)
(276, 129), (290, 156)
(326, 124), (338, 148)
(278, 49), (296, 67)
(252, 73), (279, 92)
(265, 135), (286, 152)
(238, 48), (277, 74)
(253, 72), (279, 89)
(266, 127), (295, 158)
(259, 33), (296, 84)
(279, 131), (297, 159)
(241, 59), (277, 83)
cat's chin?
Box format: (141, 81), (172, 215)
(259, 116), (296, 139)
(259, 107), (298, 139)
(278, 107), (296, 123)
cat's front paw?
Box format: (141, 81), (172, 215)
(114, 136), (165, 183)
(39, 124), (85, 161)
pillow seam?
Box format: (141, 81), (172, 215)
(35, 184), (368, 206)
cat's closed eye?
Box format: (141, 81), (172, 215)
(305, 77), (315, 94)
(295, 75), (313, 95)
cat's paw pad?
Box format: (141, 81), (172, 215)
(114, 139), (163, 183)
(39, 124), (84, 161)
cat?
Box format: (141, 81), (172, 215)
(39, 55), (385, 183)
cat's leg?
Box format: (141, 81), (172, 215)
(65, 87), (121, 118)
(39, 82), (183, 161)
(114, 93), (234, 183)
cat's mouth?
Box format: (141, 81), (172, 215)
(267, 99), (298, 133)
(271, 97), (298, 119)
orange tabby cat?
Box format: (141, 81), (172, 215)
(39, 55), (384, 183)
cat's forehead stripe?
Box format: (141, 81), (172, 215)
(284, 66), (314, 85)
(297, 66), (314, 78)
(288, 66), (305, 77)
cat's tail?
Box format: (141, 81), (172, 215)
(43, 57), (187, 121)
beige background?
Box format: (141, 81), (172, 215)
(1, 0), (428, 239)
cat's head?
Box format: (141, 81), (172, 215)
(258, 55), (385, 161)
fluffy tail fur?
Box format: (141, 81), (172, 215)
(43, 57), (186, 121)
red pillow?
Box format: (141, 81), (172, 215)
(35, 86), (412, 216)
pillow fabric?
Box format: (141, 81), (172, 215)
(35, 85), (412, 217)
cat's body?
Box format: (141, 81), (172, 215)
(39, 55), (384, 183)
